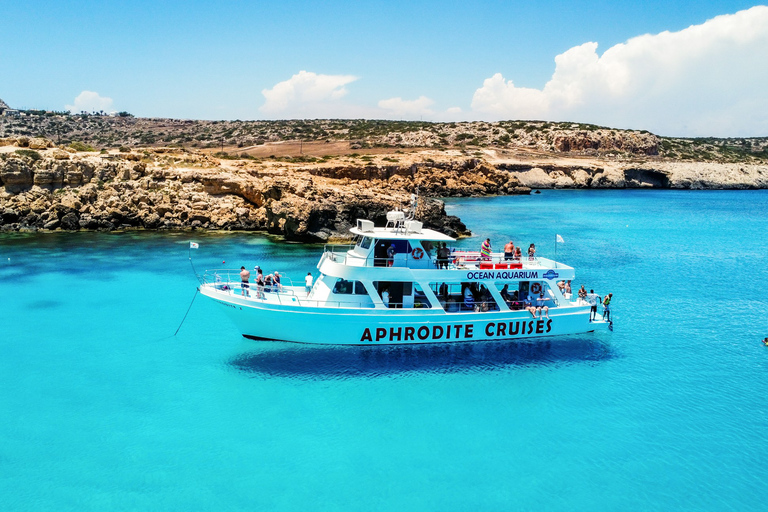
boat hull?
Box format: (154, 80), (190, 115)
(202, 288), (608, 345)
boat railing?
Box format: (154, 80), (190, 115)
(201, 269), (379, 308)
(321, 246), (559, 269)
(201, 269), (296, 290)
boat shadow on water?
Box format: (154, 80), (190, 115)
(227, 336), (615, 380)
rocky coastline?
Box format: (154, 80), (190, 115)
(1, 131), (767, 241)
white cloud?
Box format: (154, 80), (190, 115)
(471, 6), (768, 136)
(378, 96), (435, 118)
(65, 91), (114, 113)
(260, 70), (359, 117)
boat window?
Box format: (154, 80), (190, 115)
(373, 281), (431, 308)
(430, 281), (501, 313)
(358, 236), (373, 250)
(332, 278), (367, 295)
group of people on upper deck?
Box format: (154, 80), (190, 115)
(480, 238), (536, 261)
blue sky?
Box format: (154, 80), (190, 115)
(1, 1), (766, 136)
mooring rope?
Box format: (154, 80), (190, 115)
(174, 288), (199, 336)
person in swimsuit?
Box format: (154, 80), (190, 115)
(504, 241), (515, 261)
(239, 266), (250, 297)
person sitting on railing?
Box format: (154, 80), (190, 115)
(524, 296), (537, 318)
(264, 273), (273, 292)
(535, 290), (551, 319)
(239, 266), (251, 297)
(273, 271), (282, 291)
(480, 238), (492, 261)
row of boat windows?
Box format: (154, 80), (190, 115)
(330, 278), (558, 311)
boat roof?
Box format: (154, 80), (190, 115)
(349, 226), (456, 242)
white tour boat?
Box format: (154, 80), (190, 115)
(198, 210), (610, 345)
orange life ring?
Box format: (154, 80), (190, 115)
(530, 282), (542, 295)
(411, 248), (424, 260)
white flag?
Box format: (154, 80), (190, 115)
(190, 242), (199, 249)
(556, 234), (564, 243)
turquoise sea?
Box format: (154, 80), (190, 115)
(2, 190), (767, 511)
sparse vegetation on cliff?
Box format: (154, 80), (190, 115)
(3, 112), (765, 163)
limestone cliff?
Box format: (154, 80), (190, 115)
(0, 147), (473, 240)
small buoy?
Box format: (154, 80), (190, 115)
(222, 261), (226, 264)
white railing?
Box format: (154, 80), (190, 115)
(321, 246), (556, 269)
(201, 269), (377, 308)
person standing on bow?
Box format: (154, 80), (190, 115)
(480, 238), (492, 261)
(239, 266), (251, 297)
(528, 243), (536, 260)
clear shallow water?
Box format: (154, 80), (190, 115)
(1, 190), (767, 511)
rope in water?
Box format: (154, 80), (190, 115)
(174, 289), (199, 336)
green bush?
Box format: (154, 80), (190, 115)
(69, 141), (96, 152)
(14, 149), (42, 161)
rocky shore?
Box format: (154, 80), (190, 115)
(2, 131), (767, 240)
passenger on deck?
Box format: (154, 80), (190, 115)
(437, 243), (450, 269)
(528, 243), (536, 260)
(480, 238), (492, 260)
(382, 288), (390, 308)
(439, 282), (449, 303)
(387, 244), (396, 267)
(578, 285), (587, 304)
(565, 280), (572, 299)
(305, 272), (313, 293)
(557, 280), (566, 293)
(273, 272), (282, 291)
(524, 296), (537, 318)
(462, 283), (475, 311)
(602, 293), (613, 321)
(586, 289), (601, 321)
(240, 266), (250, 297)
(255, 268), (265, 298)
(477, 284), (492, 312)
(264, 273), (273, 292)
(500, 284), (513, 304)
(514, 246), (522, 260)
(536, 290), (551, 319)
(504, 241), (515, 260)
